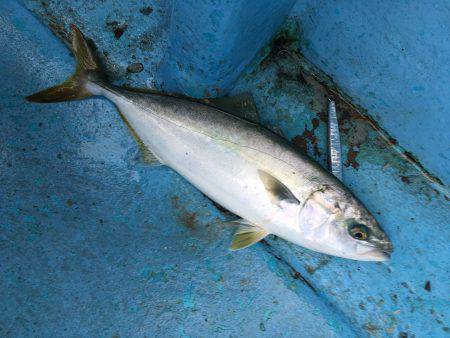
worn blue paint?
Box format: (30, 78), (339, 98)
(231, 29), (450, 336)
(1, 0), (449, 337)
(0, 1), (348, 337)
(292, 0), (450, 186)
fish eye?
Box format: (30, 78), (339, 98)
(348, 224), (369, 240)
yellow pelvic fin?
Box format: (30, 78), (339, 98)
(229, 219), (268, 251)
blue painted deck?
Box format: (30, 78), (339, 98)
(1, 0), (449, 337)
(293, 0), (450, 186)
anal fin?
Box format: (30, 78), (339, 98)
(117, 110), (163, 166)
(229, 219), (268, 251)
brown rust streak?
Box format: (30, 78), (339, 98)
(171, 195), (198, 230)
(259, 27), (446, 191)
(182, 212), (197, 230)
(346, 148), (360, 170)
(307, 68), (445, 187)
(292, 135), (307, 154)
(401, 176), (411, 184)
(292, 119), (322, 158)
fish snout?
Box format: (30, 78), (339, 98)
(355, 239), (393, 261)
(370, 240), (394, 261)
(379, 240), (394, 254)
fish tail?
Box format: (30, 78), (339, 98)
(26, 24), (104, 103)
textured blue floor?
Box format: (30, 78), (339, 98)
(1, 0), (449, 337)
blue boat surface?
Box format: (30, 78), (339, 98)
(1, 0), (448, 337)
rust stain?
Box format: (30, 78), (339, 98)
(292, 134), (307, 154)
(320, 76), (444, 187)
(171, 195), (180, 208)
(171, 195), (198, 230)
(139, 6), (153, 16)
(388, 136), (398, 146)
(401, 176), (411, 184)
(259, 33), (298, 69)
(346, 147), (360, 169)
(336, 106), (369, 170)
(182, 212), (197, 230)
(106, 21), (128, 39)
(127, 63), (144, 73)
(258, 24), (447, 192)
(363, 323), (380, 334)
(113, 25), (128, 39)
(311, 117), (320, 129)
(316, 110), (327, 123)
(305, 257), (330, 275)
(292, 119), (321, 158)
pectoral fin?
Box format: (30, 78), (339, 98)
(258, 170), (300, 206)
(229, 219), (268, 250)
(205, 92), (259, 123)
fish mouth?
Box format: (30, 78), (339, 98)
(379, 241), (394, 254)
(356, 242), (393, 261)
(360, 249), (391, 261)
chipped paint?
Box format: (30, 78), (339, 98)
(293, 1), (450, 187)
(242, 20), (448, 198)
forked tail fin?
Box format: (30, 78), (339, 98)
(26, 24), (103, 103)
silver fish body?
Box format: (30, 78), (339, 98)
(88, 83), (393, 261)
(27, 25), (393, 261)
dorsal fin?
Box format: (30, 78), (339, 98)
(204, 92), (259, 123)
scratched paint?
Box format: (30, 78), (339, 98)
(1, 0), (449, 337)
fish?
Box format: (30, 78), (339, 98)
(27, 25), (393, 261)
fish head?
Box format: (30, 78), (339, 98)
(294, 186), (393, 261)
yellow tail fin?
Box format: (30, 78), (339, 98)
(26, 25), (102, 103)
